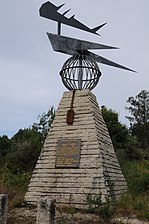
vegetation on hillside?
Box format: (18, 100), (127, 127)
(0, 91), (149, 221)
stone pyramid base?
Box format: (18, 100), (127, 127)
(25, 90), (127, 209)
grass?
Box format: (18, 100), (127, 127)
(133, 194), (149, 221)
(120, 160), (149, 195)
(0, 166), (31, 209)
(116, 159), (149, 221)
(115, 192), (149, 221)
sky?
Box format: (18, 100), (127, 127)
(0, 0), (149, 138)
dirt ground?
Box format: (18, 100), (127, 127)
(7, 205), (148, 224)
(7, 205), (114, 224)
(7, 206), (36, 224)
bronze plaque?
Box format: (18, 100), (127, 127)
(55, 139), (81, 168)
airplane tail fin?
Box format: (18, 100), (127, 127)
(92, 22), (107, 33)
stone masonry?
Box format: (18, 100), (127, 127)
(25, 90), (127, 209)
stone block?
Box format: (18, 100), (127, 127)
(36, 198), (56, 224)
(0, 194), (8, 224)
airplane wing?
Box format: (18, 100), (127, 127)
(86, 51), (136, 72)
(47, 33), (118, 54)
(46, 33), (136, 72)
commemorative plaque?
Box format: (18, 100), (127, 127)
(55, 139), (81, 168)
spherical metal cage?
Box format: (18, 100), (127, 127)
(60, 53), (101, 90)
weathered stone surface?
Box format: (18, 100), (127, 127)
(36, 198), (56, 224)
(0, 194), (8, 224)
(25, 89), (127, 208)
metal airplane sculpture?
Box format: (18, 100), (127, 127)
(39, 1), (106, 36)
(39, 1), (136, 73)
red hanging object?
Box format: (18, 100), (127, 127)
(66, 90), (75, 125)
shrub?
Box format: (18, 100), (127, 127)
(116, 193), (149, 221)
(120, 160), (149, 195)
(0, 168), (31, 208)
(87, 192), (113, 219)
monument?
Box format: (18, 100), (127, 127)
(25, 1), (135, 209)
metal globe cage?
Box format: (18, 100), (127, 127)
(60, 53), (101, 90)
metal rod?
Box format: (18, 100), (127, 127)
(58, 22), (61, 35)
(78, 55), (83, 89)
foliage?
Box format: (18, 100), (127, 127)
(0, 135), (11, 165)
(87, 192), (113, 219)
(115, 193), (133, 216)
(4, 170), (30, 188)
(116, 193), (149, 221)
(101, 106), (129, 150)
(0, 166), (31, 209)
(116, 136), (142, 161)
(0, 107), (55, 175)
(133, 195), (149, 221)
(120, 160), (149, 195)
(7, 128), (42, 173)
(101, 105), (147, 160)
(32, 106), (55, 141)
(115, 160), (149, 221)
(0, 107), (56, 209)
(126, 90), (149, 149)
(11, 128), (42, 144)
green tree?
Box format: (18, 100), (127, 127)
(126, 90), (149, 149)
(7, 128), (42, 173)
(6, 106), (55, 173)
(0, 135), (11, 165)
(101, 106), (141, 160)
(32, 106), (55, 142)
(101, 106), (129, 150)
